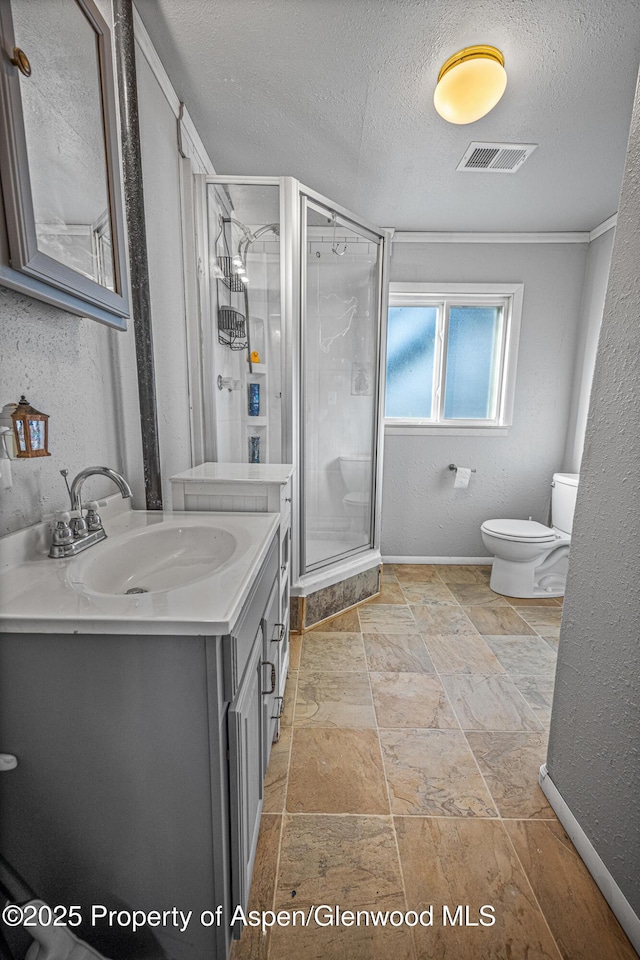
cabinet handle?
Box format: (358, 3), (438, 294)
(284, 497), (292, 502)
(261, 660), (276, 695)
(272, 696), (285, 719)
(273, 623), (286, 643)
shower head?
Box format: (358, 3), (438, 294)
(248, 222), (280, 242)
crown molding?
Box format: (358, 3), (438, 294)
(589, 214), (617, 241)
(391, 230), (590, 244)
(389, 214), (618, 246)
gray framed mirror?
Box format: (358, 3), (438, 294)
(0, 0), (129, 328)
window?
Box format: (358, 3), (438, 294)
(385, 282), (523, 434)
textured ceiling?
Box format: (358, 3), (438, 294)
(134, 0), (640, 232)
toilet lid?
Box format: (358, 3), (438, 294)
(344, 492), (370, 506)
(481, 519), (556, 542)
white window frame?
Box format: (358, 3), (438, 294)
(385, 282), (523, 436)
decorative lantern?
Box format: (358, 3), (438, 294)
(11, 396), (50, 458)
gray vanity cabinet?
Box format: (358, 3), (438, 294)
(261, 578), (283, 769)
(227, 621), (264, 927)
(0, 536), (279, 960)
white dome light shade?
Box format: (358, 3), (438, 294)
(434, 46), (507, 124)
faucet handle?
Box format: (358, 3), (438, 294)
(52, 512), (73, 547)
(69, 509), (89, 539)
(85, 501), (103, 532)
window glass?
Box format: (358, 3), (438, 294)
(444, 306), (502, 419)
(385, 306), (437, 418)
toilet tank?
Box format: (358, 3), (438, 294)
(551, 473), (579, 535)
(338, 456), (371, 493)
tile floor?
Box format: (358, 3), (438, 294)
(231, 564), (638, 960)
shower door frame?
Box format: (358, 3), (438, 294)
(197, 176), (390, 590)
(297, 188), (388, 580)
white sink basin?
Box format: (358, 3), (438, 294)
(68, 521), (238, 596)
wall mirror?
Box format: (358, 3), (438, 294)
(0, 0), (129, 328)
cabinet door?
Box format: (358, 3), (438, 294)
(261, 578), (281, 769)
(228, 627), (264, 920)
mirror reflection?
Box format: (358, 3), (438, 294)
(11, 0), (115, 290)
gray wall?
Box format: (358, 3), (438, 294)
(547, 71), (640, 918)
(381, 241), (587, 558)
(563, 227), (615, 472)
(0, 290), (128, 535)
(0, 26), (193, 536)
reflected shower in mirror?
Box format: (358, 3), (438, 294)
(11, 0), (115, 288)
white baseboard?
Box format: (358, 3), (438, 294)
(539, 764), (640, 953)
(382, 556), (493, 565)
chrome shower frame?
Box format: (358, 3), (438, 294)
(195, 175), (390, 593)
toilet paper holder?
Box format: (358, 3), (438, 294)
(449, 463), (476, 473)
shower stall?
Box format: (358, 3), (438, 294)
(194, 176), (389, 608)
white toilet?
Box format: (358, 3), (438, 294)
(338, 455), (371, 523)
(481, 473), (579, 598)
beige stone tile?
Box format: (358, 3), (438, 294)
(308, 608), (361, 633)
(424, 633), (506, 675)
(392, 563), (442, 582)
(230, 814), (281, 960)
(465, 604), (536, 636)
(281, 672), (297, 727)
(294, 671), (376, 728)
(507, 595), (562, 607)
(381, 564), (399, 582)
(395, 817), (561, 960)
(299, 633), (367, 672)
(370, 672), (458, 729)
(358, 604), (420, 633)
(465, 731), (555, 819)
(263, 724), (291, 814)
(436, 564), (489, 584)
(516, 606), (563, 633)
(380, 729), (497, 817)
(366, 582), (406, 604)
(289, 634), (302, 669)
(411, 604), (478, 635)
(505, 820), (639, 959)
(484, 636), (557, 675)
(512, 675), (556, 725)
(541, 634), (559, 652)
(446, 582), (510, 606)
(441, 675), (542, 731)
(363, 633), (436, 673)
(399, 582), (457, 604)
(271, 815), (415, 960)
(286, 728), (388, 814)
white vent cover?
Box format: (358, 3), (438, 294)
(457, 142), (538, 173)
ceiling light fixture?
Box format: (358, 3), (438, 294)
(434, 45), (507, 124)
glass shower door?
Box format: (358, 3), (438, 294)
(301, 197), (382, 573)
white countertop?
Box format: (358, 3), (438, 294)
(0, 506), (280, 636)
(170, 462), (294, 484)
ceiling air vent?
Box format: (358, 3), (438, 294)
(457, 142), (538, 173)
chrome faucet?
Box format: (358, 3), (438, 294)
(49, 466), (132, 558)
(69, 466), (133, 511)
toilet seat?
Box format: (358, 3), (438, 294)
(481, 519), (556, 543)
